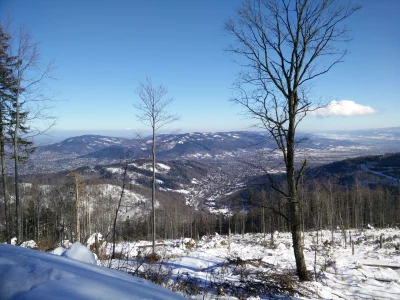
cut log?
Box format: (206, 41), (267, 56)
(361, 263), (400, 269)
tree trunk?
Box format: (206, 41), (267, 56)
(112, 164), (127, 259)
(152, 124), (156, 254)
(0, 105), (9, 242)
(36, 201), (40, 241)
(75, 175), (80, 242)
(287, 112), (309, 281)
(14, 88), (21, 243)
(88, 195), (91, 236)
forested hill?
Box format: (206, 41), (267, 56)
(236, 152), (400, 198)
(221, 152), (400, 233)
(304, 152), (400, 187)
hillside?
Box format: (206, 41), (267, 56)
(304, 152), (400, 186)
(219, 152), (400, 230)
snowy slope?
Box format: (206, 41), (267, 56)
(0, 244), (185, 300)
(103, 229), (400, 299)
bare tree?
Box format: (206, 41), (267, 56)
(112, 163), (128, 259)
(224, 0), (360, 281)
(67, 172), (84, 243)
(134, 77), (179, 254)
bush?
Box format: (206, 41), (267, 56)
(145, 252), (161, 263)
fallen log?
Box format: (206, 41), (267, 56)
(361, 263), (400, 269)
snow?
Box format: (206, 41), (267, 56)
(61, 242), (97, 265)
(174, 189), (190, 194)
(3, 228), (400, 299)
(157, 163), (171, 170)
(86, 233), (103, 248)
(133, 162), (170, 173)
(20, 240), (37, 249)
(51, 247), (66, 255)
(209, 207), (230, 215)
(0, 243), (185, 300)
(99, 137), (120, 143)
(184, 152), (213, 159)
(105, 167), (124, 174)
(20, 183), (33, 189)
(101, 228), (400, 299)
(95, 184), (149, 216)
(159, 187), (190, 194)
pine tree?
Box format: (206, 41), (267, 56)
(4, 25), (52, 243)
(0, 25), (18, 242)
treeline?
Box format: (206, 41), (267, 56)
(1, 172), (399, 247)
(220, 180), (400, 236)
(0, 174), (218, 246)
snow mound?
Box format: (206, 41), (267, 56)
(51, 247), (66, 255)
(61, 242), (96, 264)
(21, 240), (37, 249)
(0, 244), (184, 299)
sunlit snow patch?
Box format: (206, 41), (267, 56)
(20, 240), (37, 249)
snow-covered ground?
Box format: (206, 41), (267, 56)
(0, 242), (184, 299)
(130, 162), (171, 174)
(3, 229), (400, 299)
(102, 229), (400, 299)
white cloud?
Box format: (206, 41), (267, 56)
(310, 100), (377, 117)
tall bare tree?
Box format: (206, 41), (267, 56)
(111, 163), (128, 260)
(224, 0), (360, 280)
(67, 172), (84, 243)
(134, 77), (179, 254)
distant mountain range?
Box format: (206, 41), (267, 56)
(16, 127), (400, 176)
(37, 135), (133, 155)
(36, 131), (269, 157)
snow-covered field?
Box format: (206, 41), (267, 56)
(2, 228), (400, 299)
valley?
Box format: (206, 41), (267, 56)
(4, 128), (399, 224)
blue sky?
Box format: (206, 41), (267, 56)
(1, 0), (399, 138)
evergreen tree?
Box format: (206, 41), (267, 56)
(0, 25), (17, 242)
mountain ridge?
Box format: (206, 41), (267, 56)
(17, 127), (400, 176)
